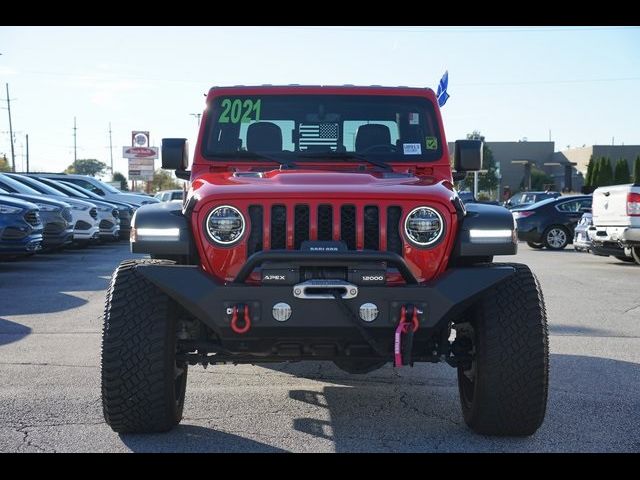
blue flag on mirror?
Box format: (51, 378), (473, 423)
(436, 70), (449, 107)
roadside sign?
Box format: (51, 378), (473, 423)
(132, 131), (150, 147)
(123, 146), (158, 159)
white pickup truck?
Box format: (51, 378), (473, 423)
(589, 183), (640, 264)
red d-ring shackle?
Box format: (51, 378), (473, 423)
(230, 304), (251, 334)
(400, 305), (419, 333)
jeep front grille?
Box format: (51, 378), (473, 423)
(364, 206), (379, 250)
(270, 205), (287, 250)
(294, 205), (310, 249)
(247, 205), (263, 255)
(386, 206), (403, 256)
(247, 203), (403, 255)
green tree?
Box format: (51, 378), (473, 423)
(597, 157), (614, 186)
(591, 157), (602, 187)
(634, 156), (640, 184)
(584, 155), (595, 186)
(112, 172), (129, 191)
(65, 159), (107, 177)
(613, 158), (631, 185)
(0, 154), (11, 172)
(150, 169), (183, 192)
(520, 166), (554, 191)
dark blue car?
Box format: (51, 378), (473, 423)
(513, 195), (592, 250)
(0, 185), (73, 250)
(0, 195), (44, 257)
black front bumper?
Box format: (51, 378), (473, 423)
(136, 258), (516, 356)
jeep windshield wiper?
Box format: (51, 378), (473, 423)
(297, 152), (392, 171)
(216, 151), (297, 169)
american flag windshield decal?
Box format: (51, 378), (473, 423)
(299, 123), (339, 151)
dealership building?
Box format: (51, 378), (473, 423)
(449, 141), (640, 197)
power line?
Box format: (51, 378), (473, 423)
(456, 76), (640, 87)
(272, 25), (640, 34)
(13, 68), (640, 88)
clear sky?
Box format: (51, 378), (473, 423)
(1, 26), (639, 177)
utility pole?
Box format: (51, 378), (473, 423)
(73, 116), (77, 163)
(108, 122), (114, 175)
(25, 134), (29, 173)
(190, 113), (202, 126)
(5, 83), (16, 172)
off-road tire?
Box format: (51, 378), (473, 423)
(456, 263), (548, 436)
(542, 225), (570, 250)
(630, 247), (640, 265)
(526, 241), (544, 249)
(101, 258), (188, 433)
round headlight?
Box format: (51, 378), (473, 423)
(404, 206), (444, 247)
(205, 205), (245, 245)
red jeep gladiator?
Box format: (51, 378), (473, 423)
(102, 85), (549, 436)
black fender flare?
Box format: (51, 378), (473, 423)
(130, 202), (196, 259)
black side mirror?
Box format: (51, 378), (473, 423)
(162, 138), (190, 180)
(454, 140), (483, 172)
(95, 188), (105, 196)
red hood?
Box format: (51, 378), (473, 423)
(190, 169), (457, 212)
(188, 169), (459, 284)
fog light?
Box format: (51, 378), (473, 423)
(272, 302), (292, 322)
(359, 303), (378, 322)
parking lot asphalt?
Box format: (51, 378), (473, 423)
(0, 242), (639, 452)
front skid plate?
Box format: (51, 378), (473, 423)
(135, 264), (515, 335)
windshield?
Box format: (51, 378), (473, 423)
(37, 177), (91, 198)
(59, 181), (103, 200)
(0, 174), (43, 195)
(203, 95), (442, 162)
(97, 180), (122, 194)
(6, 174), (70, 196)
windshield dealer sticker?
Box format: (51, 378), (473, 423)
(425, 137), (438, 150)
(403, 143), (422, 155)
(408, 113), (419, 125)
(218, 98), (262, 124)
